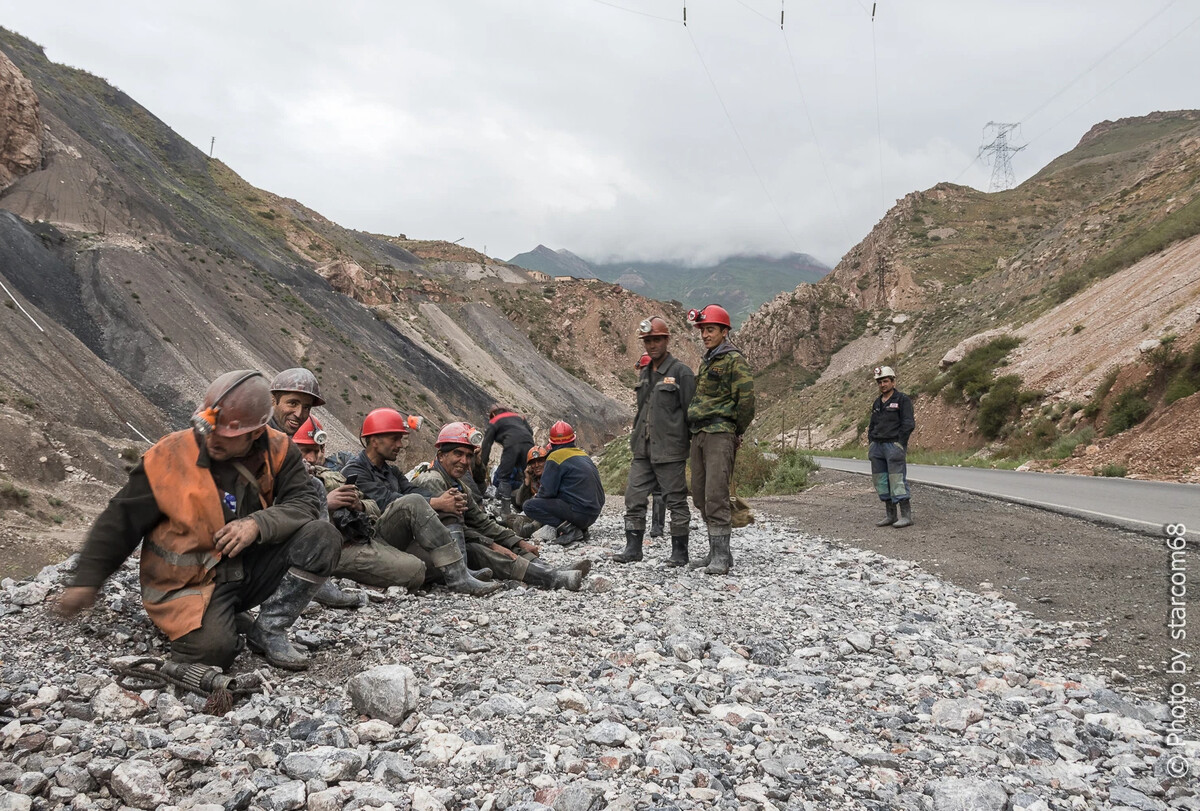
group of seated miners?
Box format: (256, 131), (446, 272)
(55, 368), (605, 672)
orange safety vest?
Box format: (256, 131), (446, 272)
(139, 427), (290, 640)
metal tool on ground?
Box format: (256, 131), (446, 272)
(112, 657), (263, 714)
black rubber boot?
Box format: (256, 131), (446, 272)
(440, 527), (503, 595)
(876, 502), (898, 527)
(313, 580), (361, 609)
(614, 529), (644, 563)
(649, 496), (666, 538)
(247, 570), (323, 670)
(504, 514), (539, 539)
(498, 497), (513, 517)
(703, 534), (733, 576)
(553, 521), (586, 547)
(448, 524), (495, 583)
(667, 534), (689, 567)
(893, 500), (913, 528)
(523, 560), (586, 591)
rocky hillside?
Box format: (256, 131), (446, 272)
(738, 111), (1200, 481)
(509, 247), (830, 327)
(0, 28), (701, 563)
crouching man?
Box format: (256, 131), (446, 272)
(523, 421), (605, 547)
(416, 423), (591, 590)
(54, 371), (341, 671)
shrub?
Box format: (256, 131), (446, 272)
(938, 336), (1021, 404)
(1104, 386), (1152, 436)
(1083, 366), (1120, 418)
(597, 436), (633, 494)
(0, 481), (31, 507)
(733, 443), (774, 497)
(756, 451), (819, 495)
(977, 374), (1023, 439)
(1094, 463), (1127, 478)
(1164, 338), (1200, 404)
(119, 447), (141, 462)
(1046, 426), (1095, 459)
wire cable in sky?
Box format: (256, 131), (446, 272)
(1025, 8), (1200, 147)
(1019, 0), (1179, 125)
(871, 11), (885, 210)
(685, 26), (800, 251)
(734, 0), (776, 25)
(586, 0), (678, 24)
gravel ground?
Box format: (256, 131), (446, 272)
(1, 490), (1197, 810)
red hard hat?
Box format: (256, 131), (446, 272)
(270, 368), (326, 407)
(192, 370), (273, 438)
(687, 304), (732, 330)
(637, 316), (670, 339)
(360, 408), (409, 439)
(549, 420), (576, 445)
(637, 353), (651, 369)
(292, 416), (327, 447)
(526, 444), (551, 463)
(435, 421), (484, 449)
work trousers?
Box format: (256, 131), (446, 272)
(624, 456), (690, 536)
(170, 519), (341, 669)
(346, 493), (462, 587)
(523, 496), (599, 532)
(465, 541), (536, 582)
(689, 431), (737, 533)
(868, 441), (910, 502)
(493, 442), (531, 500)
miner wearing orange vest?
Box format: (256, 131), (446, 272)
(55, 371), (342, 671)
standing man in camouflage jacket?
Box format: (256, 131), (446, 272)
(615, 316), (696, 566)
(686, 304), (755, 575)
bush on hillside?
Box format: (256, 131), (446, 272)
(977, 374), (1023, 439)
(1083, 366), (1120, 418)
(756, 450), (820, 495)
(1104, 386), (1153, 436)
(1165, 338), (1200, 404)
(926, 336), (1021, 404)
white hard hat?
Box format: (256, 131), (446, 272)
(873, 365), (897, 380)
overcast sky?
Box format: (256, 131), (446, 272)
(3, 1), (1198, 267)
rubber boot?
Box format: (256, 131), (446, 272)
(523, 559), (585, 591)
(247, 569), (323, 670)
(614, 529), (644, 563)
(703, 533), (733, 576)
(313, 580), (361, 609)
(498, 497), (513, 517)
(440, 527), (503, 595)
(893, 500), (913, 528)
(689, 538), (713, 570)
(553, 521), (586, 547)
(504, 514), (539, 539)
(667, 534), (689, 567)
(876, 502), (898, 527)
(649, 496), (666, 538)
(448, 524), (495, 583)
(562, 559), (593, 576)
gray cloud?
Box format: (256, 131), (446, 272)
(4, 0), (1197, 266)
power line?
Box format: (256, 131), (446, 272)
(870, 4), (885, 210)
(685, 26), (800, 251)
(977, 122), (1026, 192)
(586, 0), (678, 24)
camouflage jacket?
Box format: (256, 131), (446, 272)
(687, 340), (756, 435)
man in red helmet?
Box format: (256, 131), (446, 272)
(55, 371), (342, 671)
(340, 408), (498, 595)
(686, 304), (756, 576)
(268, 367), (325, 436)
(523, 420), (605, 547)
(480, 404), (535, 516)
(416, 423), (591, 590)
(615, 316), (696, 566)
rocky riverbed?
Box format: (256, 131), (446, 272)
(0, 507), (1195, 811)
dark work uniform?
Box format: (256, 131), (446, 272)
(867, 389), (915, 503)
(481, 412), (535, 501)
(623, 352), (696, 536)
(71, 431), (340, 669)
(524, 444), (605, 531)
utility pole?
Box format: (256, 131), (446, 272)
(209, 137), (215, 159)
(977, 122), (1025, 192)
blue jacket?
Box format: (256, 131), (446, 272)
(538, 444), (605, 520)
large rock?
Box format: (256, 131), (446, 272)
(348, 665), (419, 723)
(929, 777), (1007, 811)
(931, 698), (985, 732)
(92, 682), (150, 720)
(109, 759), (169, 809)
(0, 52), (42, 192)
(280, 747), (365, 782)
(551, 782), (607, 811)
(0, 790), (33, 811)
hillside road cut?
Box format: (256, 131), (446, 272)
(815, 457), (1200, 542)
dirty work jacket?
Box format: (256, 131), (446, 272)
(631, 353), (696, 463)
(868, 390), (915, 447)
(480, 412), (535, 468)
(414, 463), (522, 550)
(687, 340), (756, 436)
(341, 450), (430, 512)
(72, 427), (317, 639)
(538, 445), (605, 521)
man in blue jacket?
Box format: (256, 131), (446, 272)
(522, 420), (604, 546)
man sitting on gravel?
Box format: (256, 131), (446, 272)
(416, 422), (591, 591)
(54, 370), (342, 671)
(339, 409), (500, 596)
(267, 367), (324, 436)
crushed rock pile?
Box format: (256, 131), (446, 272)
(0, 507), (1195, 811)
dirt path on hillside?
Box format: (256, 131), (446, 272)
(751, 468), (1192, 696)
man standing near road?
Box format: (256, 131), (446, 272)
(615, 316), (696, 566)
(686, 304), (755, 576)
(867, 365), (916, 528)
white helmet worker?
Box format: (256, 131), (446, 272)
(873, 365), (897, 380)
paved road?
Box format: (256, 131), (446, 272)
(816, 457), (1200, 541)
